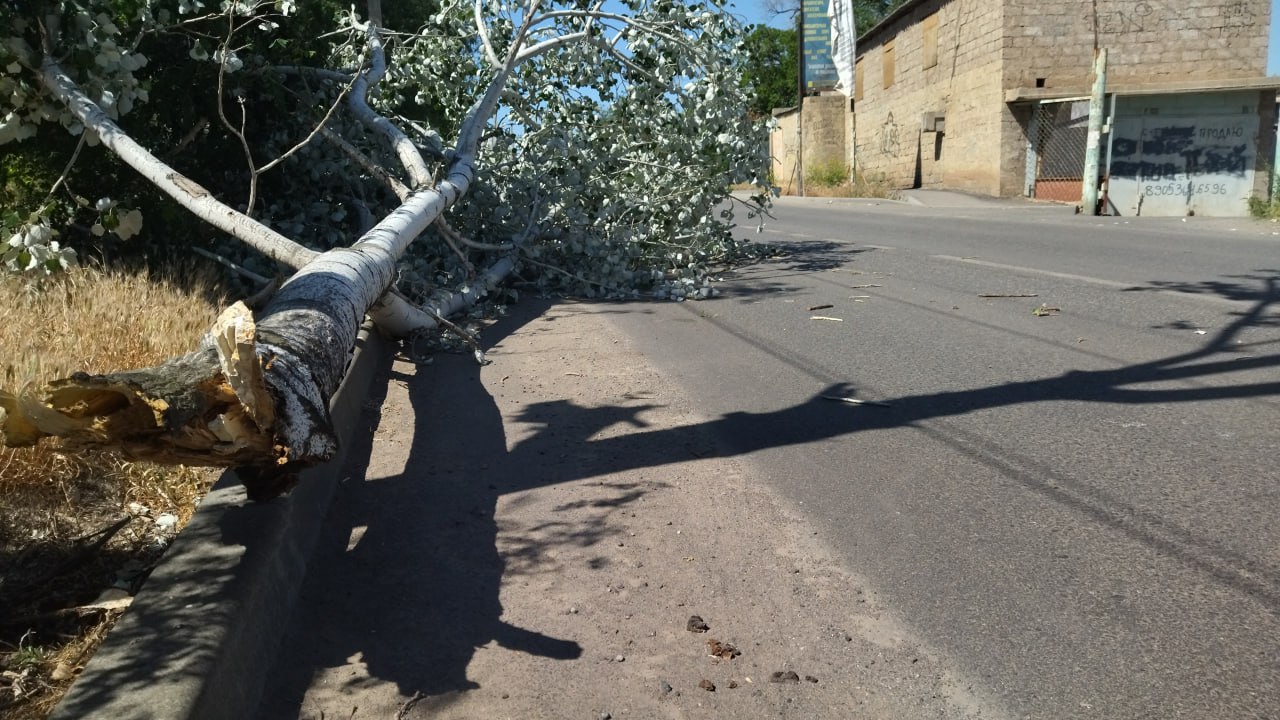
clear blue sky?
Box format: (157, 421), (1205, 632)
(729, 0), (1280, 75)
(1271, 0), (1280, 74)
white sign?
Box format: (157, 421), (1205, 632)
(829, 0), (857, 95)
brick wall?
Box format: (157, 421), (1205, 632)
(770, 109), (801, 192)
(852, 0), (1008, 195)
(769, 96), (848, 194)
(1003, 0), (1270, 91)
(849, 0), (1273, 198)
(1255, 90), (1277, 201)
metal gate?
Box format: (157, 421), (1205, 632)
(1026, 100), (1091, 202)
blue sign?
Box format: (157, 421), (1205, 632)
(802, 0), (838, 91)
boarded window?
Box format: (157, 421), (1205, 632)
(922, 13), (939, 69)
(854, 58), (864, 100)
(883, 40), (896, 88)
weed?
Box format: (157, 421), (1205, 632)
(1248, 195), (1280, 219)
(0, 263), (226, 719)
(785, 169), (900, 200)
(804, 157), (849, 188)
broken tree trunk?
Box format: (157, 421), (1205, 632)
(0, 49), (515, 500)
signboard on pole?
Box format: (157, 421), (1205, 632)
(801, 0), (838, 92)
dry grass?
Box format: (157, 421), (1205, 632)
(783, 165), (901, 200)
(0, 264), (227, 719)
(804, 173), (902, 200)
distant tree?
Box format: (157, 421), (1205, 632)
(763, 0), (907, 36)
(741, 25), (798, 118)
(849, 0), (907, 34)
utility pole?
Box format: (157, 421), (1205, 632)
(796, 4), (805, 197)
(1080, 47), (1107, 215)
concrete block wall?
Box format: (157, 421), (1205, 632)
(1003, 0), (1271, 91)
(852, 0), (1008, 195)
(1255, 90), (1277, 201)
(769, 96), (847, 194)
(770, 109), (801, 193)
(848, 0), (1273, 200)
(803, 95), (849, 176)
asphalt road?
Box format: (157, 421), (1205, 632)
(602, 194), (1280, 719)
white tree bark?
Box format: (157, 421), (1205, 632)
(1, 0), (733, 498)
(1, 15), (521, 498)
(40, 60), (320, 272)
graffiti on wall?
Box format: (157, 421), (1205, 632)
(1092, 2), (1154, 34)
(880, 113), (902, 157)
(1108, 115), (1257, 215)
(1112, 124), (1249, 184)
(1214, 1), (1255, 37)
(1083, 0), (1257, 38)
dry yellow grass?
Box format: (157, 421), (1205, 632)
(1, 264), (225, 509)
(799, 174), (903, 200)
(0, 264), (228, 719)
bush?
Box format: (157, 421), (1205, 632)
(804, 157), (849, 187)
(1248, 195), (1280, 219)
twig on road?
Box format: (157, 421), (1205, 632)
(396, 691), (424, 719)
(822, 395), (891, 408)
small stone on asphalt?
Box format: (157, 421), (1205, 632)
(706, 638), (740, 659)
(687, 614), (710, 633)
(660, 680), (673, 695)
(770, 670), (801, 683)
(614, 655), (626, 663)
(699, 679), (716, 692)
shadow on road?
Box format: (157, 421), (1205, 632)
(258, 302), (685, 717)
(714, 240), (879, 302)
(260, 264), (1280, 715)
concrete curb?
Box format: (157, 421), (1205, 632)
(52, 325), (389, 720)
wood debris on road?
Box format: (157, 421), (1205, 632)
(822, 395), (891, 408)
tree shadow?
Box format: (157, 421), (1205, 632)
(1123, 270), (1280, 333)
(260, 269), (1280, 714)
(551, 270), (1280, 609)
(257, 303), (679, 717)
(712, 240), (879, 302)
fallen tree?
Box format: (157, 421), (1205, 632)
(0, 0), (771, 499)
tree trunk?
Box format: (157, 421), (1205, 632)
(1, 53), (514, 500)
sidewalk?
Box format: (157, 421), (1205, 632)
(253, 300), (1003, 720)
(897, 188), (1050, 208)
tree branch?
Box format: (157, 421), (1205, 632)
(38, 58), (319, 270)
(474, 0), (504, 68)
(348, 8), (432, 188)
(319, 126), (410, 200)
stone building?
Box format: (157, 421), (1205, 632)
(772, 0), (1277, 215)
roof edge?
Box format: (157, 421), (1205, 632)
(1005, 76), (1280, 103)
(856, 0), (930, 47)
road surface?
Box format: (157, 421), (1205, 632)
(603, 194), (1280, 718)
(258, 193), (1279, 719)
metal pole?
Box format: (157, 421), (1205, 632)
(1081, 47), (1107, 214)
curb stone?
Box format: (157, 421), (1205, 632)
(52, 326), (389, 720)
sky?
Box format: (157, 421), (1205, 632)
(1272, 0), (1280, 74)
(728, 0), (1280, 76)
